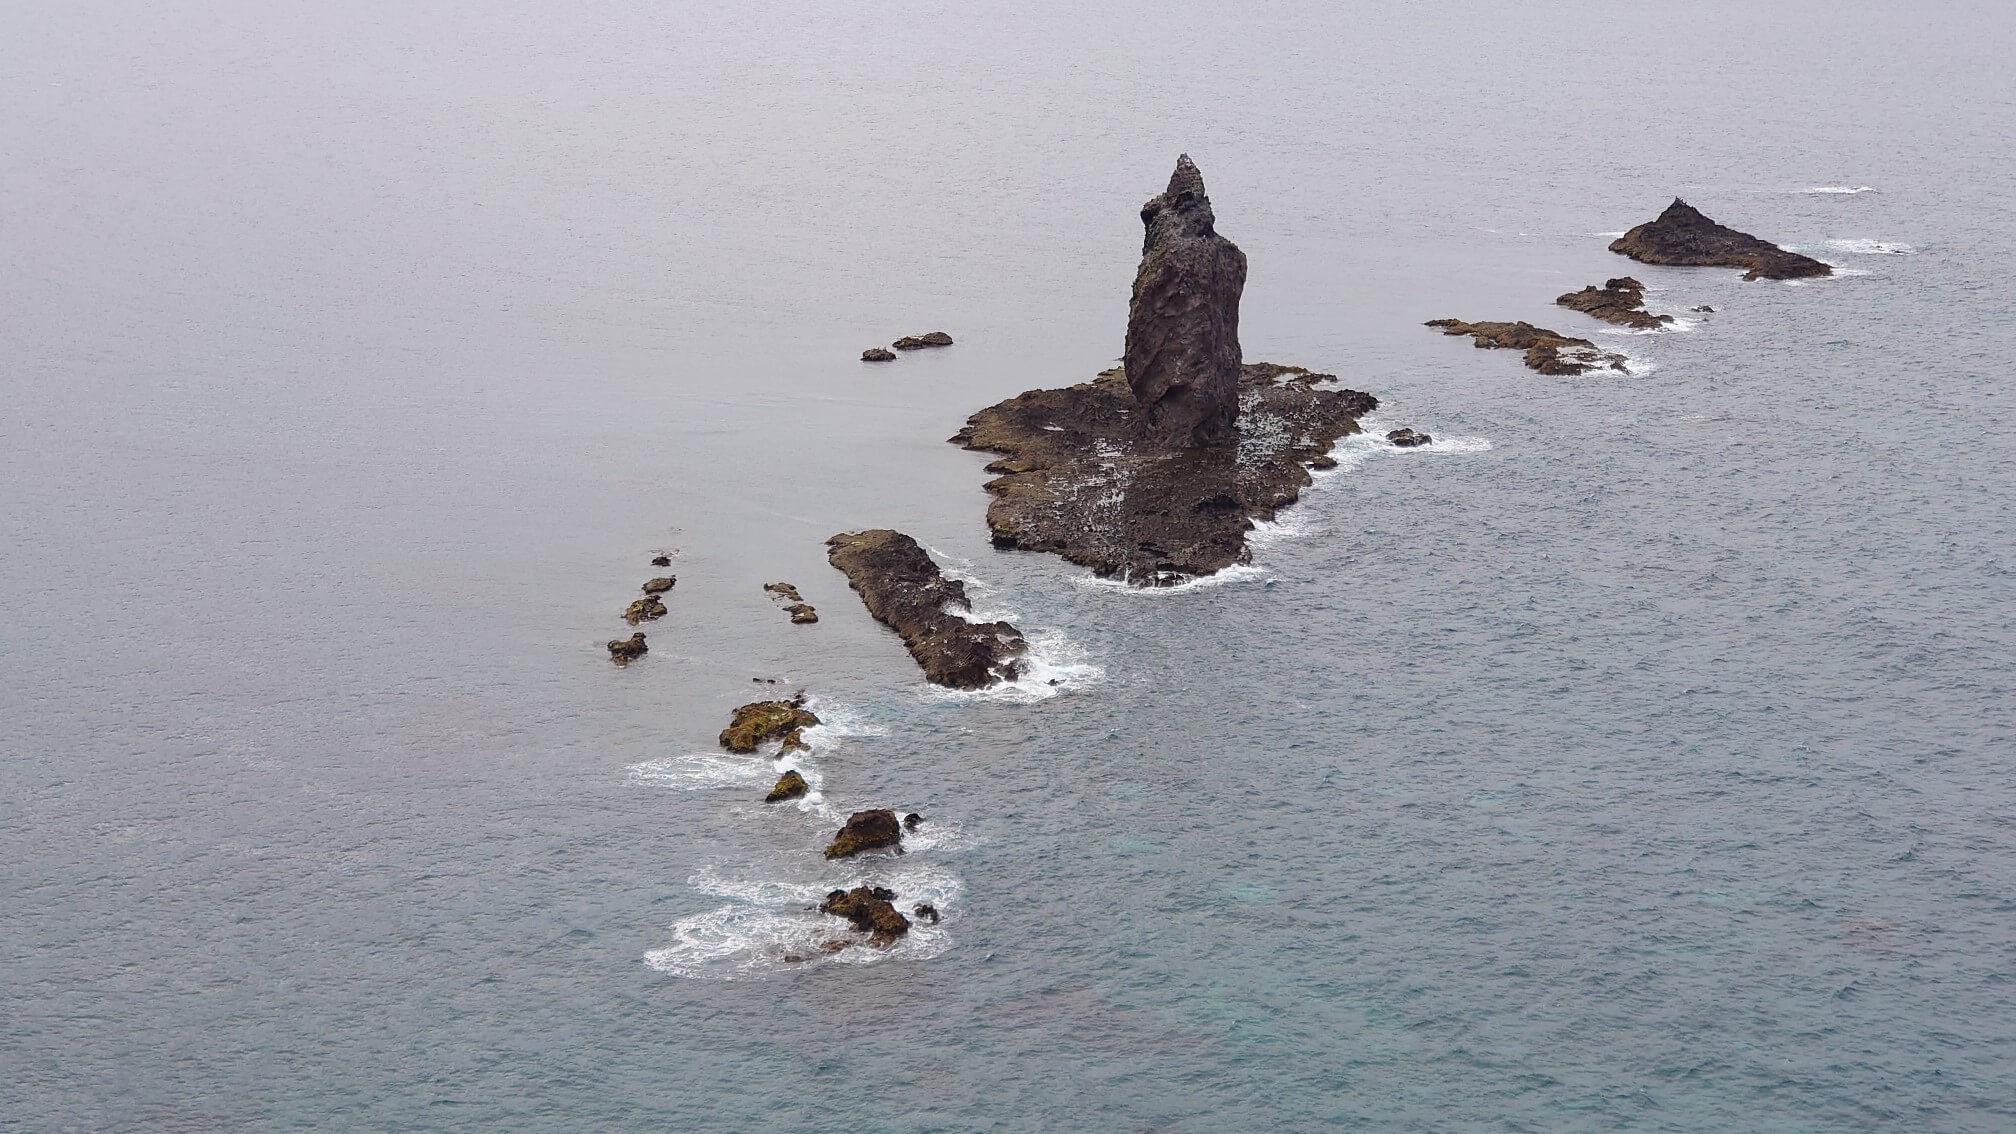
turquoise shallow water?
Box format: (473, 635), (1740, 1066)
(5, 1), (2015, 1130)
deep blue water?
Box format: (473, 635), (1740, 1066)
(5, 1), (2015, 1130)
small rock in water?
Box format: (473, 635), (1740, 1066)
(1554, 277), (1675, 330)
(764, 769), (808, 803)
(1309, 454), (1339, 470)
(784, 603), (819, 624)
(1386, 428), (1432, 448)
(606, 633), (648, 664)
(903, 812), (924, 831)
(825, 808), (903, 858)
(764, 581), (804, 601)
(650, 555), (672, 567)
(912, 903), (941, 924)
(1424, 318), (1629, 376)
(1692, 305), (1715, 313)
(861, 347), (897, 362)
(624, 595), (667, 624)
(821, 886), (911, 944)
(892, 331), (954, 350)
(718, 696), (820, 753)
(641, 576), (675, 594)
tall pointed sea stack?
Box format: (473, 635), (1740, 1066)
(1124, 155), (1249, 448)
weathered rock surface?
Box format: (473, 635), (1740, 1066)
(1386, 428), (1432, 448)
(903, 812), (924, 831)
(912, 902), (940, 924)
(784, 603), (818, 624)
(607, 633), (648, 663)
(824, 808), (903, 858)
(892, 332), (954, 350)
(1424, 319), (1629, 376)
(1124, 155), (1248, 449)
(765, 770), (808, 803)
(861, 347), (897, 362)
(623, 595), (667, 624)
(952, 364), (1376, 583)
(826, 529), (1027, 687)
(1309, 454), (1339, 470)
(821, 886), (910, 943)
(1609, 198), (1831, 281)
(764, 582), (803, 601)
(1555, 277), (1674, 330)
(650, 555), (672, 567)
(719, 696), (820, 754)
(642, 576), (676, 594)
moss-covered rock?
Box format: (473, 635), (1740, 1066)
(823, 808), (902, 858)
(606, 633), (648, 664)
(718, 697), (820, 753)
(624, 595), (667, 624)
(764, 770), (808, 803)
(821, 885), (911, 943)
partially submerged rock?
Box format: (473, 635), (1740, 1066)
(825, 529), (1027, 687)
(821, 886), (910, 943)
(1555, 277), (1674, 330)
(1386, 428), (1432, 448)
(1125, 155), (1248, 449)
(903, 812), (924, 831)
(784, 603), (818, 624)
(1309, 454), (1339, 470)
(1610, 198), (1831, 281)
(861, 347), (897, 362)
(1424, 319), (1628, 376)
(892, 332), (954, 350)
(650, 555), (672, 567)
(623, 595), (667, 624)
(719, 696), (820, 753)
(763, 582), (803, 601)
(952, 364), (1376, 583)
(607, 633), (648, 663)
(642, 576), (676, 594)
(911, 902), (940, 925)
(824, 808), (903, 858)
(765, 770), (808, 803)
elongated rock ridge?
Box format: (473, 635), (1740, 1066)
(1609, 198), (1831, 281)
(826, 529), (1027, 688)
(1424, 319), (1628, 375)
(1555, 277), (1674, 330)
(1125, 155), (1248, 449)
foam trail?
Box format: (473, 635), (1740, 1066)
(926, 627), (1105, 703)
(628, 753), (773, 792)
(1826, 238), (1913, 255)
(1806, 185), (1877, 194)
(644, 863), (965, 979)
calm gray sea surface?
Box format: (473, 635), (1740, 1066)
(5, 1), (2015, 1130)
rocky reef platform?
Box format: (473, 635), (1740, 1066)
(1424, 319), (1628, 376)
(1555, 277), (1674, 330)
(951, 363), (1376, 585)
(826, 529), (1027, 687)
(1610, 198), (1831, 281)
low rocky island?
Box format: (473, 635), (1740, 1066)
(952, 157), (1377, 585)
(1610, 198), (1831, 281)
(893, 332), (954, 350)
(1386, 428), (1432, 448)
(1555, 277), (1674, 330)
(826, 529), (1027, 688)
(763, 582), (818, 624)
(606, 632), (648, 664)
(764, 769), (808, 803)
(861, 347), (896, 362)
(825, 808), (903, 859)
(821, 885), (909, 943)
(1424, 319), (1629, 376)
(718, 696), (819, 754)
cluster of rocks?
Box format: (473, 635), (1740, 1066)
(862, 331), (954, 362)
(607, 555), (679, 664)
(762, 581), (818, 624)
(826, 529), (1028, 687)
(1428, 199), (1829, 376)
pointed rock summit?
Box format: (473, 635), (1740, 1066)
(1124, 155), (1248, 448)
(1609, 198), (1831, 281)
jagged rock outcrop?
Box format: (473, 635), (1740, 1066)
(718, 696), (820, 754)
(764, 770), (808, 803)
(824, 808), (904, 858)
(893, 332), (954, 350)
(1124, 155), (1248, 449)
(623, 595), (667, 624)
(821, 886), (910, 943)
(763, 582), (803, 601)
(606, 633), (648, 664)
(953, 364), (1375, 583)
(825, 530), (1026, 687)
(861, 347), (896, 362)
(1386, 428), (1432, 448)
(1555, 277), (1674, 330)
(1424, 319), (1629, 376)
(912, 903), (940, 924)
(1609, 198), (1831, 280)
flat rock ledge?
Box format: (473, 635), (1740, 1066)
(719, 696), (819, 754)
(1425, 319), (1628, 376)
(1610, 198), (1831, 281)
(950, 363), (1376, 585)
(1555, 277), (1674, 330)
(826, 529), (1027, 688)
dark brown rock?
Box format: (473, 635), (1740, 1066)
(763, 582), (803, 601)
(1386, 428), (1432, 448)
(650, 555), (672, 567)
(784, 603), (819, 625)
(861, 347), (897, 362)
(1609, 198), (1831, 281)
(719, 696), (820, 753)
(1424, 319), (1629, 376)
(606, 633), (648, 664)
(892, 332), (953, 350)
(903, 812), (924, 831)
(764, 770), (808, 803)
(641, 576), (676, 594)
(912, 902), (940, 924)
(824, 808), (903, 859)
(1309, 454), (1339, 470)
(1124, 155), (1248, 449)
(820, 886), (910, 943)
(623, 595), (667, 624)
(825, 529), (1027, 687)
(951, 364), (1375, 584)
(1554, 277), (1674, 330)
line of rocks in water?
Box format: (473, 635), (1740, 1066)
(861, 330), (953, 362)
(1426, 198), (1830, 376)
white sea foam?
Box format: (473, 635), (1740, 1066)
(927, 627), (1105, 703)
(1592, 230), (1627, 238)
(1806, 185), (1877, 194)
(627, 752), (774, 791)
(1826, 238), (1913, 255)
(1785, 267), (1873, 286)
(644, 862), (965, 979)
(1073, 560), (1272, 595)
